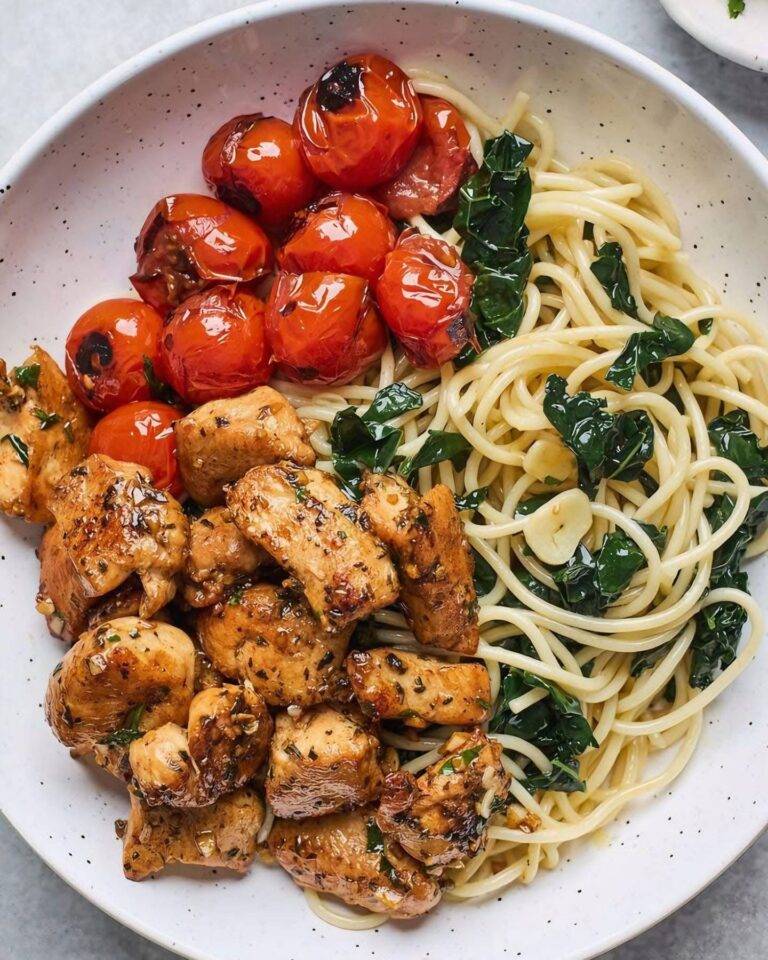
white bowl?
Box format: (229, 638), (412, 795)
(1, 2), (767, 958)
(659, 0), (768, 73)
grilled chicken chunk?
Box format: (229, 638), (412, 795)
(377, 730), (510, 867)
(345, 648), (491, 729)
(122, 787), (264, 881)
(129, 684), (272, 807)
(182, 506), (267, 608)
(0, 347), (90, 522)
(268, 808), (441, 918)
(227, 464), (398, 628)
(45, 616), (196, 752)
(175, 386), (316, 505)
(48, 455), (188, 617)
(360, 473), (478, 654)
(196, 582), (351, 707)
(37, 524), (143, 642)
(266, 705), (383, 819)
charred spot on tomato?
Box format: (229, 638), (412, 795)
(75, 332), (113, 377)
(279, 301), (297, 317)
(134, 211), (165, 258)
(317, 61), (363, 111)
(217, 183), (262, 219)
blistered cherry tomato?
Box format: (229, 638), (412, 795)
(376, 95), (478, 219)
(159, 285), (272, 405)
(131, 194), (273, 316)
(266, 271), (386, 385)
(202, 114), (318, 232)
(376, 230), (476, 368)
(278, 193), (396, 283)
(88, 401), (181, 494)
(65, 298), (164, 413)
(295, 54), (422, 190)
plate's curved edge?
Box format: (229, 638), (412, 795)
(2, 2), (768, 958)
(658, 0), (768, 74)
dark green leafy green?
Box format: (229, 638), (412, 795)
(329, 383), (423, 498)
(398, 429), (472, 479)
(699, 318), (714, 336)
(691, 491), (768, 687)
(454, 487), (488, 512)
(361, 382), (423, 424)
(454, 131), (534, 352)
(606, 313), (696, 391)
(1, 433), (29, 467)
(143, 356), (178, 404)
(553, 523), (665, 615)
(490, 668), (596, 793)
(631, 641), (673, 678)
(472, 548), (497, 597)
(14, 363), (41, 389)
(514, 492), (556, 516)
(590, 242), (639, 318)
(543, 375), (654, 496)
(728, 0), (746, 17)
(708, 410), (768, 482)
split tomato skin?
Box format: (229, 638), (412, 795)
(130, 194), (273, 316)
(376, 95), (478, 220)
(376, 230), (476, 368)
(65, 298), (164, 413)
(88, 400), (181, 495)
(202, 114), (318, 232)
(278, 192), (396, 283)
(159, 285), (273, 406)
(266, 271), (387, 386)
(295, 53), (422, 190)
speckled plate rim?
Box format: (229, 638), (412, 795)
(1, 1), (768, 958)
(658, 0), (768, 73)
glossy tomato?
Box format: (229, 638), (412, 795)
(65, 298), (164, 413)
(88, 400), (181, 494)
(266, 271), (387, 385)
(159, 285), (272, 405)
(376, 230), (476, 368)
(295, 54), (422, 190)
(130, 194), (273, 316)
(278, 193), (396, 283)
(376, 95), (478, 219)
(202, 114), (318, 232)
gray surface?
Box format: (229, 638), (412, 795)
(1, 0), (766, 957)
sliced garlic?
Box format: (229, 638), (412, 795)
(522, 438), (575, 484)
(523, 489), (592, 565)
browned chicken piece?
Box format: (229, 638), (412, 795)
(36, 524), (143, 642)
(48, 455), (188, 617)
(345, 648), (491, 729)
(45, 616), (196, 752)
(129, 684), (272, 807)
(196, 583), (351, 707)
(0, 347), (90, 523)
(266, 705), (383, 819)
(122, 786), (264, 881)
(377, 729), (510, 868)
(360, 473), (478, 654)
(268, 808), (441, 918)
(227, 464), (399, 629)
(182, 506), (267, 608)
(175, 386), (316, 506)
(193, 648), (225, 692)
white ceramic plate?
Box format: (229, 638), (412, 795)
(659, 0), (768, 72)
(1, 2), (768, 958)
